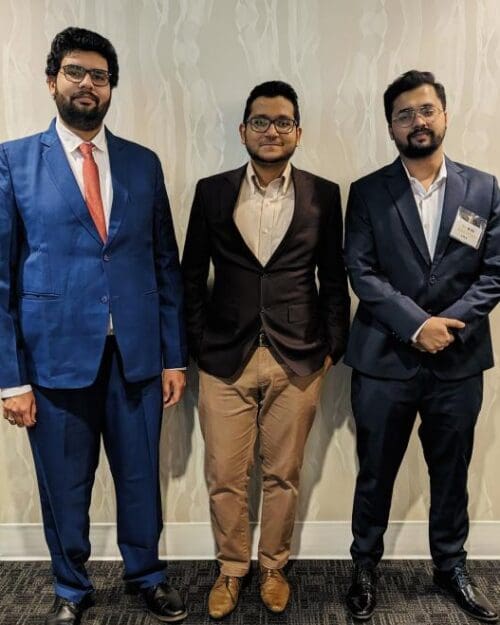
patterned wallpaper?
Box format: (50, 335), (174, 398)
(0, 0), (499, 526)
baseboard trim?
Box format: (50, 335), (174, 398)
(1, 521), (499, 560)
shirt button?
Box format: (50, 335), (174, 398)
(101, 295), (109, 304)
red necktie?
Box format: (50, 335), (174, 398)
(79, 142), (107, 242)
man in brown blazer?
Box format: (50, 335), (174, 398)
(182, 81), (350, 619)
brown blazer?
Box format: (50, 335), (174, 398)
(181, 164), (350, 378)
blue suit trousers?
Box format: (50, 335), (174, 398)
(28, 337), (165, 601)
(350, 367), (483, 571)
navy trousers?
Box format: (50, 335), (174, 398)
(28, 337), (165, 601)
(350, 367), (483, 571)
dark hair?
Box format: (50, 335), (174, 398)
(383, 70), (446, 123)
(46, 27), (119, 88)
(243, 81), (300, 124)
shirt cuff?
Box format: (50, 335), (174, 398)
(163, 368), (187, 371)
(1, 385), (33, 399)
(411, 320), (429, 343)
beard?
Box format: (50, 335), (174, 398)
(245, 142), (297, 165)
(54, 88), (110, 132)
(395, 126), (446, 159)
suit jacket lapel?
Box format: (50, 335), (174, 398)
(432, 158), (467, 267)
(385, 158), (431, 266)
(106, 129), (129, 246)
(41, 120), (103, 245)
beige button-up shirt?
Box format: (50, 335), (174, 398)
(233, 162), (295, 266)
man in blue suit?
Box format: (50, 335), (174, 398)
(0, 27), (188, 624)
(344, 71), (500, 622)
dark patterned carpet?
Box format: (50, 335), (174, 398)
(0, 560), (498, 624)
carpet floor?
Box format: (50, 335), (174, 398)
(0, 560), (498, 624)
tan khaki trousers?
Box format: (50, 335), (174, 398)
(198, 347), (326, 576)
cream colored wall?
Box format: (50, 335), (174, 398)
(1, 0), (499, 531)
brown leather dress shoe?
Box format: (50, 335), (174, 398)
(208, 574), (241, 619)
(260, 567), (290, 613)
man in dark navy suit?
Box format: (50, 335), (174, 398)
(0, 27), (187, 624)
(344, 70), (500, 622)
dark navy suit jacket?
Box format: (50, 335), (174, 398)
(0, 119), (186, 389)
(344, 157), (500, 380)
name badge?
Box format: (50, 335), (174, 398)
(449, 206), (487, 249)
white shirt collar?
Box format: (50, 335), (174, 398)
(246, 161), (292, 196)
(402, 158), (447, 195)
(55, 115), (108, 154)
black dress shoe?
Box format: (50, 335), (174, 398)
(434, 566), (499, 623)
(45, 593), (95, 625)
(142, 583), (188, 622)
(346, 565), (377, 620)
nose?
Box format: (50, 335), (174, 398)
(413, 111), (428, 125)
(264, 122), (279, 137)
(78, 71), (94, 89)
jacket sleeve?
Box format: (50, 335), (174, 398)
(0, 144), (29, 387)
(317, 183), (350, 363)
(181, 180), (211, 360)
(153, 156), (188, 369)
(344, 182), (429, 342)
(438, 175), (500, 341)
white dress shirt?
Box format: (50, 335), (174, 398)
(55, 116), (113, 226)
(403, 159), (447, 259)
(403, 158), (448, 342)
(234, 162), (294, 266)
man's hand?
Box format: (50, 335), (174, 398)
(162, 370), (186, 408)
(2, 391), (37, 428)
(415, 316), (465, 353)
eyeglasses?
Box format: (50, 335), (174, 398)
(59, 64), (112, 87)
(246, 116), (298, 134)
(392, 105), (443, 127)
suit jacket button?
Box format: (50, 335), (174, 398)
(103, 254), (111, 262)
(429, 274), (437, 285)
(101, 295), (109, 304)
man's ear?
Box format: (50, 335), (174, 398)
(47, 77), (56, 99)
(239, 123), (246, 145)
(388, 124), (394, 141)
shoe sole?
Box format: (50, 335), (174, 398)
(148, 609), (188, 623)
(348, 609), (375, 621)
(434, 580), (499, 623)
(209, 609), (236, 620)
(262, 604), (289, 614)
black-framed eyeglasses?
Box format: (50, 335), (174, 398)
(59, 64), (111, 87)
(392, 105), (443, 128)
(246, 116), (298, 134)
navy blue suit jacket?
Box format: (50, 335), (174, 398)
(344, 157), (500, 380)
(0, 120), (186, 389)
